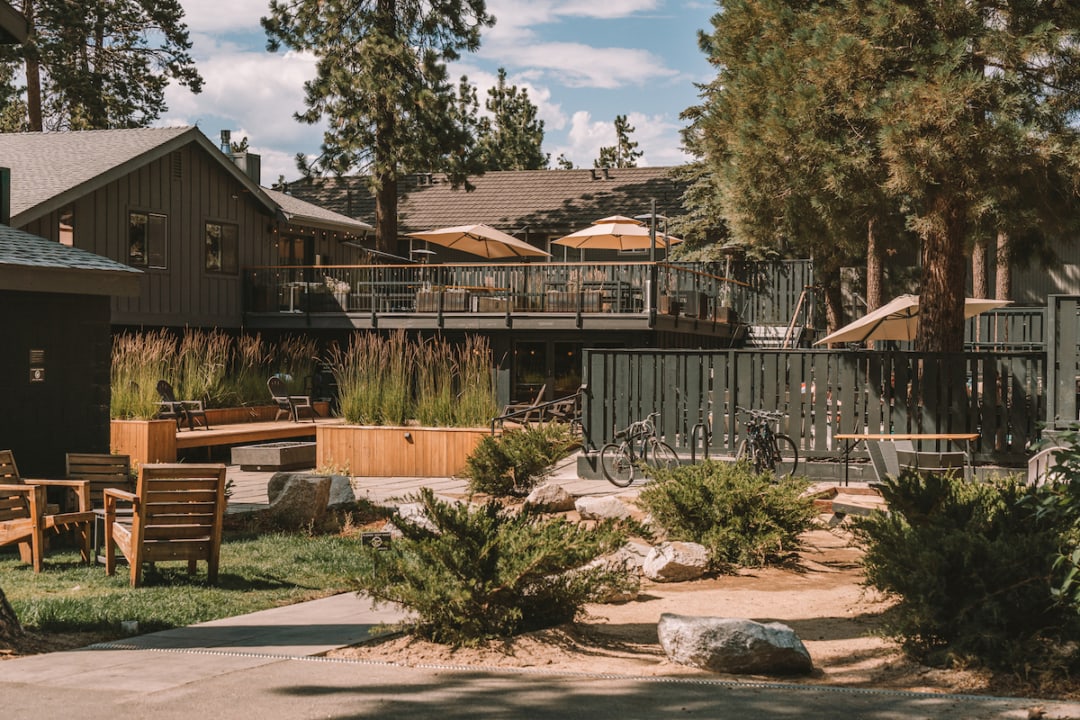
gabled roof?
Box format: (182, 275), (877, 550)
(285, 166), (688, 236)
(264, 187), (372, 237)
(0, 224), (141, 296)
(0, 126), (278, 225)
(0, 1), (26, 44)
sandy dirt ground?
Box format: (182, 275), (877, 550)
(330, 525), (1053, 700)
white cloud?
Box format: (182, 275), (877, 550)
(555, 0), (660, 19)
(486, 42), (675, 89)
(551, 110), (689, 168)
(179, 0), (268, 34)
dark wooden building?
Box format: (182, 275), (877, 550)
(0, 224), (140, 476)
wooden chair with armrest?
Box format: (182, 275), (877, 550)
(499, 384), (546, 428)
(0, 449), (93, 570)
(156, 380), (210, 430)
(104, 463), (227, 587)
(267, 376), (315, 422)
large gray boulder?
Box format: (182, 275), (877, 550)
(657, 614), (813, 675)
(642, 541), (709, 582)
(575, 495), (633, 521)
(266, 472), (332, 528)
(524, 483), (576, 512)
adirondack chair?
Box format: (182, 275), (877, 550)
(156, 380), (210, 430)
(498, 384), (547, 428)
(103, 463), (227, 587)
(66, 453), (133, 509)
(267, 376), (315, 422)
(0, 450), (93, 571)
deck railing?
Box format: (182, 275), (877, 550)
(244, 261), (752, 321)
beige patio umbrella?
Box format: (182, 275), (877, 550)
(552, 215), (683, 251)
(814, 294), (1010, 345)
(405, 224), (550, 259)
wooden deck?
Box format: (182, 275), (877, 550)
(174, 417), (345, 450)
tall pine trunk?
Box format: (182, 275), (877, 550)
(865, 217), (882, 311)
(373, 0), (399, 255)
(995, 230), (1011, 301)
(916, 197), (967, 352)
(23, 0), (42, 131)
(972, 237), (988, 298)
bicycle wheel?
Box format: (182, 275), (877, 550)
(600, 442), (635, 487)
(773, 434), (799, 479)
(645, 438), (679, 472)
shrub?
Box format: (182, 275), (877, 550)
(855, 469), (1080, 675)
(353, 488), (632, 645)
(465, 423), (577, 497)
(636, 460), (816, 571)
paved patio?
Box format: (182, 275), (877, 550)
(224, 452), (634, 514)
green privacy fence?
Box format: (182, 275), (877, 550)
(582, 348), (1044, 466)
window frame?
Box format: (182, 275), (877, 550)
(204, 219), (239, 275)
(128, 210), (168, 269)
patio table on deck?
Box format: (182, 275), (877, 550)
(834, 432), (979, 486)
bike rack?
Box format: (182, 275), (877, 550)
(690, 421), (710, 463)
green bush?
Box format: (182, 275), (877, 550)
(636, 460), (816, 571)
(353, 488), (632, 645)
(465, 423), (577, 497)
(855, 469), (1080, 674)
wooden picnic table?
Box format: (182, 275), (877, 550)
(834, 432), (980, 486)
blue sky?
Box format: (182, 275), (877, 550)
(160, 0), (717, 184)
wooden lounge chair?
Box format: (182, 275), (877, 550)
(156, 380), (210, 430)
(66, 453), (133, 509)
(0, 449), (93, 571)
(499, 384), (546, 428)
(104, 463), (227, 587)
(268, 376), (315, 422)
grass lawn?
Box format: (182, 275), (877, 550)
(1, 528), (375, 649)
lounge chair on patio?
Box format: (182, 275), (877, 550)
(268, 376), (316, 422)
(498, 384), (546, 428)
(156, 380), (210, 430)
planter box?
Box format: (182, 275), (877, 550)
(317, 424), (489, 477)
(204, 405), (279, 425)
(714, 305), (738, 324)
(111, 419), (177, 466)
(416, 289), (469, 312)
(546, 290), (601, 312)
(232, 441), (317, 471)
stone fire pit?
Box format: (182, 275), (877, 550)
(231, 441), (317, 471)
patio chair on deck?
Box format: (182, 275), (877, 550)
(156, 380), (210, 430)
(498, 385), (546, 428)
(268, 376), (316, 422)
(0, 449), (93, 571)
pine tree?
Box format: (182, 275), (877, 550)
(687, 0), (1080, 350)
(554, 153), (574, 170)
(3, 0), (202, 131)
(594, 114), (642, 168)
(477, 68), (546, 171)
(263, 0), (494, 254)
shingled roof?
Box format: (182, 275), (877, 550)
(285, 166), (688, 237)
(0, 127), (277, 225)
(0, 224), (141, 296)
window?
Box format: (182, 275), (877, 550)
(205, 221), (238, 274)
(129, 211), (167, 268)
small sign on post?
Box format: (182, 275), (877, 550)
(361, 531), (392, 550)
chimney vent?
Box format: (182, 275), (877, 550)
(220, 129), (231, 153)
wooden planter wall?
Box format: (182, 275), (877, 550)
(317, 425), (488, 477)
(111, 419), (178, 465)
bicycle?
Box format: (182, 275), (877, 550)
(600, 411), (680, 487)
(734, 407), (799, 479)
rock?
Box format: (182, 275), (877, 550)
(326, 475), (357, 510)
(524, 483), (576, 512)
(642, 541), (708, 582)
(394, 502), (438, 533)
(266, 472), (331, 528)
(657, 614), (813, 675)
(576, 495), (633, 521)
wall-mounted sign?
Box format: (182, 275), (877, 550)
(29, 349), (44, 383)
